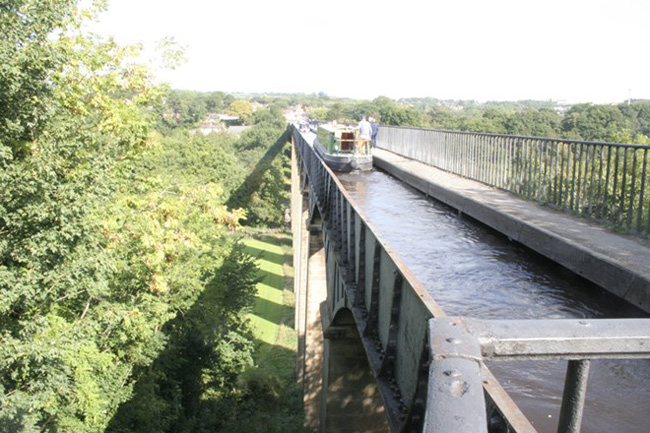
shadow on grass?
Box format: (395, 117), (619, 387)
(252, 296), (294, 327)
(243, 244), (286, 266)
(252, 232), (292, 246)
(251, 338), (296, 378)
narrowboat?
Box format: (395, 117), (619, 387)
(313, 124), (373, 172)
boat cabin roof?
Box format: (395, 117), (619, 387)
(319, 124), (354, 134)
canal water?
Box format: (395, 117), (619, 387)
(338, 169), (650, 433)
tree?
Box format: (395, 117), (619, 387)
(326, 102), (343, 121)
(562, 104), (630, 142)
(227, 101), (253, 125)
(227, 125), (290, 227)
(204, 91), (228, 112)
(618, 101), (650, 138)
(309, 108), (328, 122)
(0, 0), (78, 151)
(505, 108), (562, 138)
(252, 106), (286, 128)
(0, 2), (253, 431)
(342, 101), (378, 122)
(427, 106), (459, 130)
(378, 104), (423, 127)
(162, 90), (208, 129)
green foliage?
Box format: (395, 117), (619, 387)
(309, 108), (328, 122)
(107, 241), (260, 433)
(562, 104), (630, 142)
(159, 90), (233, 130)
(504, 108), (562, 137)
(161, 90), (208, 129)
(427, 106), (459, 130)
(377, 103), (424, 127)
(340, 101), (378, 123)
(326, 102), (343, 122)
(0, 1), (271, 432)
(0, 0), (76, 147)
(227, 126), (291, 227)
(129, 130), (244, 200)
(227, 101), (253, 125)
(252, 106), (286, 128)
(286, 94), (649, 145)
(219, 365), (311, 433)
(106, 231), (312, 433)
(456, 108), (507, 134)
(618, 101), (650, 137)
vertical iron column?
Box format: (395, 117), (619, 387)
(557, 359), (591, 433)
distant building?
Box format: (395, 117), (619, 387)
(251, 102), (267, 111)
(553, 102), (572, 115)
(194, 113), (240, 135)
(217, 114), (239, 123)
(197, 123), (223, 135)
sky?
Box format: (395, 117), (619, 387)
(87, 0), (650, 104)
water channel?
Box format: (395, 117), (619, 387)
(338, 168), (650, 433)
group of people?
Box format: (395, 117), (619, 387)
(354, 115), (378, 154)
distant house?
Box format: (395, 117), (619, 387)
(217, 114), (240, 126)
(197, 123), (223, 135)
(194, 113), (240, 135)
(251, 102), (267, 111)
(204, 113), (221, 122)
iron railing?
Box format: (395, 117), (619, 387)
(378, 127), (650, 237)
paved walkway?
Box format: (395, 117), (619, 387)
(373, 148), (650, 314)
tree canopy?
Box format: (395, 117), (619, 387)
(0, 2), (292, 432)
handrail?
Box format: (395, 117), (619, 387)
(381, 125), (650, 150)
(462, 318), (650, 360)
(378, 126), (650, 237)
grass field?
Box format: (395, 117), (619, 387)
(244, 234), (296, 355)
(231, 232), (312, 433)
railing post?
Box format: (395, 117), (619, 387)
(425, 318), (487, 433)
(557, 359), (591, 433)
(639, 149), (647, 233)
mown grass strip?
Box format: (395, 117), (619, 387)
(243, 233), (296, 361)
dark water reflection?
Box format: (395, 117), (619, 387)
(339, 169), (650, 433)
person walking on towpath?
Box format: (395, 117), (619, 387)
(369, 117), (378, 148)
